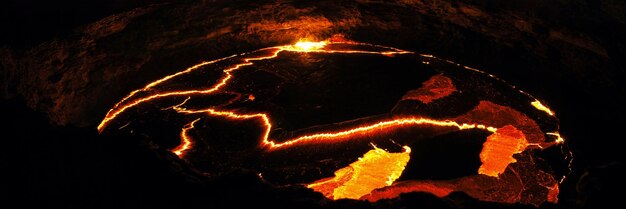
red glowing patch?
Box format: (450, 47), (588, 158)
(402, 74), (457, 104)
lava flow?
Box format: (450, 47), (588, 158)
(98, 38), (568, 206)
(307, 145), (412, 200)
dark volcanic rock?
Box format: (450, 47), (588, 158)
(2, 0), (626, 208)
(2, 0), (625, 128)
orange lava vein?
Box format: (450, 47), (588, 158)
(97, 48), (282, 132)
(111, 55), (237, 108)
(269, 118), (497, 148)
(531, 100), (555, 116)
(172, 118), (202, 156)
(547, 132), (565, 144)
(172, 106), (498, 155)
(98, 40), (412, 132)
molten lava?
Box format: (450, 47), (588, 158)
(171, 118), (201, 156)
(307, 145), (411, 200)
(478, 125), (528, 177)
(531, 100), (556, 116)
(292, 39), (328, 51)
(547, 132), (566, 144)
(173, 105), (498, 154)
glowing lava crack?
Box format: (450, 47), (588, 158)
(172, 106), (498, 150)
(98, 39), (569, 206)
(97, 40), (412, 132)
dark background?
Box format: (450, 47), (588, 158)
(2, 0), (625, 208)
(0, 0), (169, 49)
